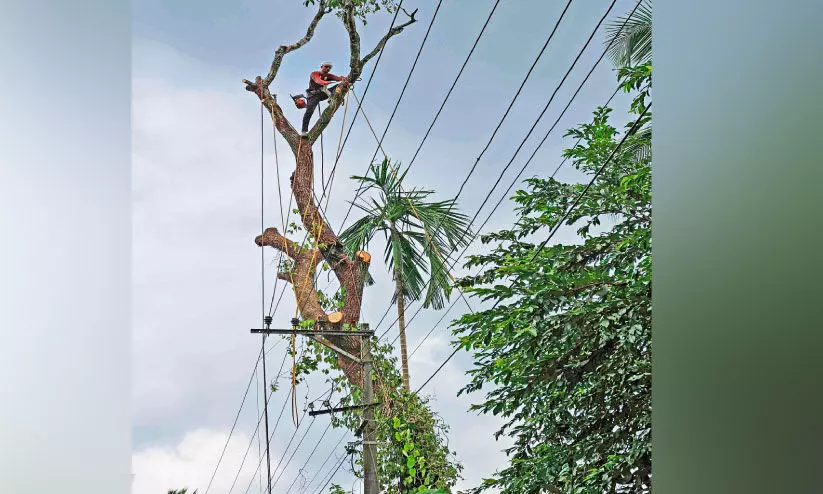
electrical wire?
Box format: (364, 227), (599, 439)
(413, 101), (651, 395)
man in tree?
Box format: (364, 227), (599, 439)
(301, 61), (348, 136)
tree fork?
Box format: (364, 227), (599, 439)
(247, 0), (415, 395)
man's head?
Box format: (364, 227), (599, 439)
(320, 62), (332, 74)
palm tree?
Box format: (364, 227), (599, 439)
(340, 159), (471, 391)
(605, 0), (651, 68)
(606, 0), (652, 161)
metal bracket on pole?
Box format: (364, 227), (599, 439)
(250, 328), (374, 337)
(308, 335), (361, 363)
(308, 401), (381, 417)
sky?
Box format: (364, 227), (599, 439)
(131, 0), (639, 492)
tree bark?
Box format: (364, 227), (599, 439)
(397, 277), (410, 392)
(246, 1), (417, 392)
(391, 225), (411, 391)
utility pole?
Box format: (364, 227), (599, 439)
(360, 324), (379, 494)
(250, 320), (380, 494)
(262, 316), (273, 494)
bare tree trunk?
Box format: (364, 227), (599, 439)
(246, 0), (417, 393)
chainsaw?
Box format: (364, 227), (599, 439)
(291, 78), (360, 109)
(291, 94), (307, 109)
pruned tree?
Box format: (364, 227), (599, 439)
(243, 0), (417, 387)
(242, 5), (461, 491)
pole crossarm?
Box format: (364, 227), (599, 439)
(308, 401), (381, 417)
(250, 328), (374, 337)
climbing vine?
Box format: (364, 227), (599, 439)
(290, 287), (462, 493)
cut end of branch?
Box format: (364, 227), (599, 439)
(327, 311), (344, 324)
(256, 227), (282, 247)
(356, 250), (371, 264)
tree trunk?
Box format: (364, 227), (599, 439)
(397, 280), (410, 392)
(246, 1), (418, 393)
(392, 225), (411, 392)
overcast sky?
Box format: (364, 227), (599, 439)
(131, 0), (638, 492)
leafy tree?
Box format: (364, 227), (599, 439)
(605, 0), (651, 68)
(296, 329), (462, 493)
(340, 159), (471, 391)
(452, 62), (652, 493)
(305, 0), (400, 24)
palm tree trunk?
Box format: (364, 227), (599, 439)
(396, 275), (410, 392)
(391, 221), (410, 391)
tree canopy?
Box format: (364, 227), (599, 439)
(452, 63), (652, 493)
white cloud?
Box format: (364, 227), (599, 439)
(132, 428), (273, 494)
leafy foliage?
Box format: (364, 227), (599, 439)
(452, 64), (652, 493)
(294, 328), (462, 493)
(304, 0), (399, 24)
(341, 159), (472, 310)
(605, 0), (651, 68)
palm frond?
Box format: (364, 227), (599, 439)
(623, 125), (652, 162)
(407, 198), (473, 251)
(339, 213), (383, 254)
(345, 156), (474, 311)
(389, 232), (428, 304)
(605, 0), (651, 68)
(421, 235), (454, 310)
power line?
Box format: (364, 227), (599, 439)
(338, 0), (508, 231)
(297, 432), (349, 494)
(239, 383), (299, 494)
(367, 0), (445, 166)
(313, 451), (351, 494)
(309, 0), (408, 220)
(267, 384), (333, 490)
(283, 420), (335, 493)
(452, 0), (574, 201)
(376, 0), (643, 348)
(202, 345), (263, 494)
(260, 97), (274, 494)
(339, 0), (447, 229)
(463, 0), (617, 233)
(414, 101), (651, 395)
(352, 0), (580, 342)
(405, 0), (504, 170)
(255, 361), (263, 494)
(227, 386), (274, 494)
(269, 415), (316, 488)
(463, 0), (644, 249)
(229, 345), (291, 494)
(530, 103), (650, 262)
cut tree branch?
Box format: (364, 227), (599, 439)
(307, 4), (417, 141)
(244, 77), (301, 150)
(255, 227), (310, 259)
(361, 8), (417, 66)
(263, 0), (330, 87)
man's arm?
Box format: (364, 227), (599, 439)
(310, 71), (330, 86)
